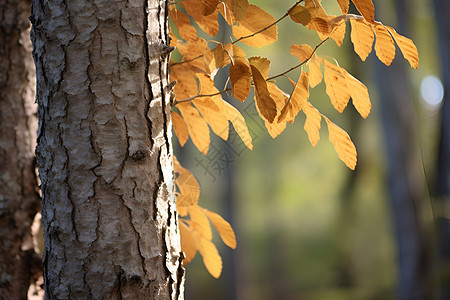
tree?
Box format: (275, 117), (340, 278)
(0, 0), (41, 298)
(22, 0), (418, 297)
(30, 0), (183, 298)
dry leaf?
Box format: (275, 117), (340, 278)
(174, 156), (200, 207)
(180, 221), (197, 264)
(337, 0), (350, 14)
(264, 83), (289, 138)
(172, 111), (189, 146)
(289, 4), (311, 26)
(188, 205), (213, 240)
(250, 64), (277, 123)
(232, 4), (278, 47)
(323, 59), (350, 113)
(290, 44), (314, 62)
(374, 23), (396, 66)
(386, 26), (419, 69)
(303, 102), (322, 147)
(308, 56), (323, 88)
(203, 209), (237, 249)
(344, 71), (371, 118)
(177, 103), (210, 154)
(350, 18), (374, 61)
(197, 234), (223, 278)
(325, 117), (357, 170)
(169, 7), (198, 41)
(231, 0), (249, 21)
(223, 101), (253, 150)
(227, 44), (252, 101)
(351, 0), (375, 23)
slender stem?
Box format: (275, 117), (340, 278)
(173, 89), (232, 106)
(170, 54), (203, 67)
(267, 37), (329, 81)
(232, 0), (304, 45)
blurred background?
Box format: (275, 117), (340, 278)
(174, 0), (450, 299)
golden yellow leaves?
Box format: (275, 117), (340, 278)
(175, 157), (237, 278)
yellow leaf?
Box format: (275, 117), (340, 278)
(337, 0), (349, 14)
(232, 4), (278, 47)
(308, 17), (332, 37)
(290, 44), (314, 62)
(177, 103), (210, 154)
(195, 10), (220, 37)
(178, 206), (188, 217)
(188, 205), (213, 240)
(325, 117), (357, 170)
(303, 102), (322, 147)
(350, 18), (374, 61)
(288, 71), (310, 120)
(174, 156), (200, 207)
(231, 0), (249, 21)
(226, 44), (252, 101)
(250, 64), (277, 123)
(344, 71), (371, 118)
(172, 111), (189, 146)
(374, 23), (395, 66)
(386, 26), (419, 69)
(308, 56), (323, 88)
(197, 234), (223, 278)
(323, 59), (350, 113)
(180, 222), (198, 264)
(194, 98), (230, 140)
(265, 83), (288, 138)
(351, 0), (375, 23)
(170, 65), (198, 99)
(176, 38), (212, 72)
(169, 7), (198, 41)
(202, 0), (220, 16)
(223, 101), (253, 150)
(289, 4), (311, 26)
(248, 56), (270, 79)
(329, 18), (346, 46)
(203, 209), (237, 249)
(211, 43), (231, 69)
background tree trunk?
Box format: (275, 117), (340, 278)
(432, 1), (450, 298)
(30, 0), (184, 298)
(0, 0), (42, 298)
(375, 1), (434, 298)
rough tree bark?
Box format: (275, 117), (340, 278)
(0, 0), (42, 298)
(30, 0), (184, 298)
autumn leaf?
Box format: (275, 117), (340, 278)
(223, 101), (253, 150)
(250, 64), (277, 123)
(174, 156), (200, 207)
(230, 0), (249, 21)
(374, 23), (396, 66)
(177, 103), (210, 154)
(337, 0), (350, 14)
(232, 4), (278, 47)
(329, 18), (346, 46)
(172, 111), (189, 146)
(188, 205), (213, 240)
(289, 4), (311, 26)
(180, 221), (197, 264)
(180, 1), (219, 36)
(323, 59), (351, 113)
(325, 117), (357, 170)
(169, 7), (198, 41)
(386, 26), (419, 69)
(350, 18), (374, 61)
(308, 56), (323, 88)
(170, 64), (198, 100)
(303, 102), (322, 147)
(344, 71), (371, 118)
(197, 234), (223, 278)
(286, 71), (310, 121)
(290, 44), (314, 62)
(203, 209), (237, 249)
(265, 83), (289, 138)
(226, 44), (252, 102)
(351, 0), (375, 23)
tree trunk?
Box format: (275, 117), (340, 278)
(432, 1), (450, 298)
(30, 0), (184, 298)
(0, 0), (42, 298)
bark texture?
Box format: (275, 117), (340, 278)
(30, 0), (183, 298)
(0, 0), (41, 298)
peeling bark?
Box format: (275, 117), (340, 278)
(0, 0), (42, 298)
(30, 0), (184, 298)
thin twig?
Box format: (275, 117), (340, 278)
(267, 37), (329, 81)
(173, 89), (232, 106)
(231, 0), (304, 45)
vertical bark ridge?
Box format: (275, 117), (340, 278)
(31, 0), (183, 298)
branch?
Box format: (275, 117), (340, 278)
(232, 0), (304, 45)
(173, 89), (232, 106)
(267, 37), (329, 81)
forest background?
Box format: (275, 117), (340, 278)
(177, 0), (446, 299)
